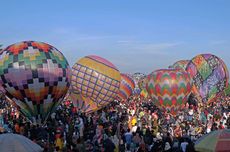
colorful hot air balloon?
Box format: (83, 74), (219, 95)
(170, 60), (190, 70)
(138, 76), (149, 99)
(0, 41), (71, 124)
(138, 76), (148, 90)
(71, 55), (121, 112)
(186, 54), (229, 104)
(140, 89), (149, 98)
(146, 69), (192, 115)
(132, 72), (146, 95)
(69, 88), (98, 113)
(117, 73), (135, 101)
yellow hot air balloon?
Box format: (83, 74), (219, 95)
(71, 55), (121, 112)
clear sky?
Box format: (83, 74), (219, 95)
(1, 0), (230, 74)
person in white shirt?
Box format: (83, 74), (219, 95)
(131, 123), (137, 133)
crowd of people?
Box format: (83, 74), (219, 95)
(0, 94), (230, 152)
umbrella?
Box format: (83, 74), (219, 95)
(0, 133), (43, 152)
(195, 129), (230, 152)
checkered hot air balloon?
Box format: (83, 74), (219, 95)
(0, 41), (71, 124)
(71, 55), (121, 112)
(169, 60), (190, 70)
(117, 73), (135, 101)
(146, 69), (192, 115)
(186, 54), (229, 104)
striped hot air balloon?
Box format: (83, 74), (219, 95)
(146, 69), (192, 115)
(69, 88), (98, 113)
(117, 73), (135, 101)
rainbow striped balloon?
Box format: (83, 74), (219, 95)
(146, 69), (192, 115)
(117, 73), (135, 100)
(71, 55), (121, 111)
(69, 88), (98, 113)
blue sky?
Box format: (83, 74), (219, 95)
(1, 0), (230, 74)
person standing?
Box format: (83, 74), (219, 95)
(180, 139), (188, 152)
(124, 128), (133, 150)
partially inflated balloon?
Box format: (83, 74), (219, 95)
(140, 89), (148, 98)
(118, 74), (135, 100)
(170, 60), (190, 70)
(132, 72), (146, 95)
(71, 55), (121, 111)
(0, 41), (71, 124)
(133, 88), (141, 95)
(69, 88), (98, 113)
(186, 54), (229, 104)
(138, 76), (148, 90)
(146, 69), (192, 115)
(138, 76), (149, 98)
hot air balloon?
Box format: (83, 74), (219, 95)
(146, 69), (192, 115)
(0, 41), (71, 124)
(170, 60), (190, 70)
(186, 54), (229, 104)
(69, 88), (98, 113)
(117, 73), (135, 101)
(138, 76), (149, 99)
(132, 72), (146, 95)
(138, 76), (148, 90)
(140, 89), (148, 99)
(71, 55), (121, 112)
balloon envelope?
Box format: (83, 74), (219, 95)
(138, 76), (149, 98)
(0, 41), (71, 124)
(186, 54), (229, 104)
(146, 69), (192, 115)
(140, 89), (149, 98)
(118, 73), (135, 100)
(138, 76), (148, 90)
(69, 88), (98, 113)
(71, 55), (121, 111)
(170, 60), (190, 70)
(132, 72), (146, 95)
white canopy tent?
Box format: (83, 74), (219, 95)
(0, 133), (43, 152)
